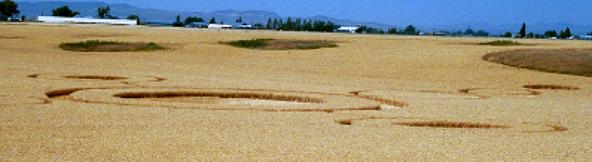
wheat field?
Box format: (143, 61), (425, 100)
(1, 23), (591, 161)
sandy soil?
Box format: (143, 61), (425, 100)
(1, 23), (591, 161)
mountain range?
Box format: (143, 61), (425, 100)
(17, 1), (392, 28)
(16, 1), (592, 34)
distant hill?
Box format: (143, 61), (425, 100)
(17, 1), (391, 28)
(17, 1), (590, 34)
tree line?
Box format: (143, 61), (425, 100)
(263, 17), (336, 32)
(1, 0), (591, 38)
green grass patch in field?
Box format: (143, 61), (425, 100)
(479, 40), (522, 46)
(223, 39), (337, 50)
(59, 40), (164, 52)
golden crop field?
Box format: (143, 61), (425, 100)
(1, 23), (591, 161)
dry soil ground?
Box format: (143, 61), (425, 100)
(1, 23), (591, 161)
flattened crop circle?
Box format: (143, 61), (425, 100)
(68, 87), (384, 112)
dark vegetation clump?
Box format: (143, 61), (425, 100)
(224, 39), (337, 50)
(479, 40), (522, 46)
(59, 40), (164, 52)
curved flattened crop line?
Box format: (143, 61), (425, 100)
(45, 86), (139, 98)
(27, 73), (166, 85)
(524, 125), (569, 133)
(113, 91), (325, 104)
(0, 95), (51, 106)
(46, 86), (386, 113)
(458, 88), (491, 99)
(523, 84), (580, 91)
(150, 76), (167, 82)
(457, 87), (542, 99)
(352, 95), (409, 107)
(393, 121), (510, 129)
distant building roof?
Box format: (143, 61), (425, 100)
(37, 16), (137, 26)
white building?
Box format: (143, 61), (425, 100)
(208, 24), (232, 29)
(337, 26), (360, 33)
(37, 16), (137, 26)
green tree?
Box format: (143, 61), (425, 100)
(387, 28), (398, 34)
(184, 16), (204, 25)
(544, 30), (557, 38)
(284, 17), (294, 30)
(474, 30), (489, 37)
(564, 27), (572, 38)
(295, 18), (302, 31)
(302, 19), (312, 31)
(126, 15), (140, 25)
(324, 21), (335, 32)
(402, 25), (417, 35)
(266, 18), (272, 29)
(97, 6), (110, 19)
(355, 25), (367, 33)
(464, 28), (475, 35)
(209, 17), (216, 24)
(518, 22), (526, 38)
(0, 0), (19, 20)
(52, 6), (79, 17)
(526, 32), (534, 38)
(502, 32), (513, 37)
(172, 15), (183, 27)
(272, 18), (278, 29)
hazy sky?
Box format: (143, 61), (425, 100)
(18, 0), (592, 26)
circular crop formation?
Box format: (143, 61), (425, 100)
(46, 87), (406, 112)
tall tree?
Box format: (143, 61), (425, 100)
(464, 28), (475, 35)
(272, 18), (278, 29)
(403, 25), (417, 35)
(266, 18), (272, 29)
(519, 22), (526, 38)
(474, 30), (489, 37)
(52, 6), (79, 17)
(235, 16), (242, 23)
(388, 28), (398, 34)
(172, 15), (183, 27)
(209, 17), (216, 24)
(564, 27), (572, 38)
(0, 0), (19, 19)
(184, 16), (203, 25)
(97, 6), (110, 19)
(544, 30), (557, 38)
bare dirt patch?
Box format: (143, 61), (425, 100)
(523, 84), (580, 90)
(483, 49), (592, 77)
